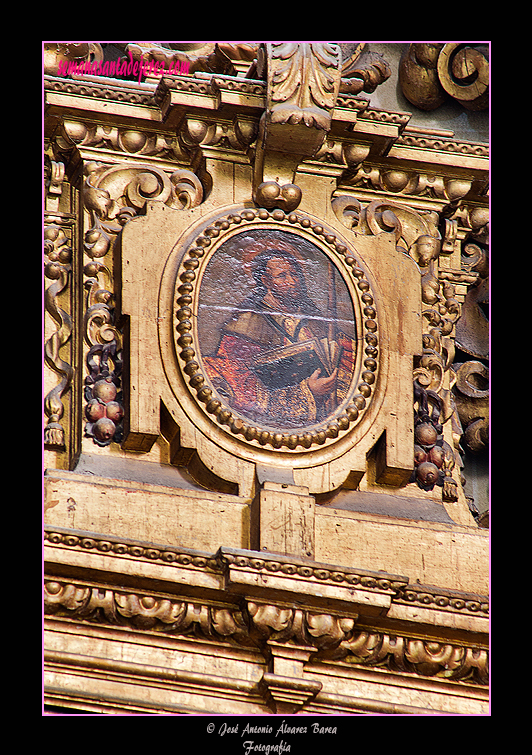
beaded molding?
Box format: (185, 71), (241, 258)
(173, 208), (380, 451)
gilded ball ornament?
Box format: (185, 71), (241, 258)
(44, 226), (60, 243)
(140, 596), (156, 609)
(85, 399), (106, 422)
(416, 461), (440, 487)
(383, 170), (410, 192)
(414, 445), (428, 464)
(259, 181), (281, 204)
(414, 422), (438, 447)
(84, 262), (101, 277)
(92, 417), (117, 443)
(104, 401), (124, 423)
(281, 184), (301, 206)
(44, 262), (62, 280)
(428, 444), (445, 468)
(92, 378), (117, 403)
(120, 130), (148, 153)
(66, 122), (88, 142)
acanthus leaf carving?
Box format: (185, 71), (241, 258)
(332, 196), (442, 258)
(44, 577), (488, 686)
(451, 360), (489, 454)
(57, 120), (189, 164)
(253, 43), (343, 211)
(248, 601), (356, 651)
(331, 194), (465, 500)
(449, 232), (489, 515)
(266, 43), (341, 130)
(339, 43), (392, 95)
(335, 631), (488, 685)
(83, 162), (203, 221)
(342, 162), (474, 205)
(44, 580), (251, 644)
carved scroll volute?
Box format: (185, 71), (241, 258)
(399, 44), (446, 111)
(399, 43), (489, 112)
(253, 43), (342, 211)
(437, 44), (489, 111)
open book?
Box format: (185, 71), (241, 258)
(252, 337), (343, 389)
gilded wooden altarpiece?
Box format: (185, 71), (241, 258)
(44, 42), (489, 716)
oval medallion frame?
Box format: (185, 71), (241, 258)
(173, 208), (380, 453)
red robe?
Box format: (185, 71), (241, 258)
(203, 309), (355, 429)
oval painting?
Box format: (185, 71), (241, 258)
(197, 228), (357, 431)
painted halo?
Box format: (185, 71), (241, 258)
(174, 208), (380, 451)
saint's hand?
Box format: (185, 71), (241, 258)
(307, 368), (337, 397)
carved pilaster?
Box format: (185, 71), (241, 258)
(44, 223), (73, 448)
(79, 158), (203, 448)
(44, 147), (80, 465)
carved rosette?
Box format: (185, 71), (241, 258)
(173, 208), (380, 452)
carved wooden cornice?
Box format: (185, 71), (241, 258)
(44, 42), (392, 94)
(394, 131), (489, 159)
(44, 68), (489, 170)
(44, 527), (489, 619)
(44, 74), (170, 117)
(44, 526), (489, 683)
(44, 66), (488, 262)
(44, 577), (487, 685)
(44, 545), (488, 690)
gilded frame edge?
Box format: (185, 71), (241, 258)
(172, 207), (382, 454)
